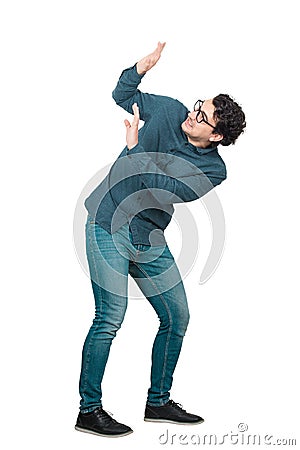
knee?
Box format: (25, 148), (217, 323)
(159, 305), (190, 337)
(177, 307), (190, 336)
(92, 308), (126, 338)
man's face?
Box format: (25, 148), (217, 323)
(181, 99), (223, 148)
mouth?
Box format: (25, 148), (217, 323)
(184, 118), (193, 129)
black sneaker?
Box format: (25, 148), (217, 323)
(75, 407), (133, 437)
(144, 400), (204, 425)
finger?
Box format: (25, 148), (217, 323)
(124, 119), (131, 128)
(132, 103), (140, 125)
(132, 102), (139, 114)
(157, 41), (166, 54)
(150, 42), (163, 59)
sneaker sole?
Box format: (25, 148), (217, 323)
(75, 425), (133, 438)
(144, 418), (204, 425)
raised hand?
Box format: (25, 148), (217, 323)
(124, 103), (140, 150)
(136, 41), (166, 75)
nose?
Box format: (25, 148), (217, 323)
(188, 111), (196, 120)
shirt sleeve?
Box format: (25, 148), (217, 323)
(126, 144), (226, 205)
(112, 64), (166, 122)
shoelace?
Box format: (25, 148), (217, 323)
(168, 400), (187, 412)
(94, 408), (117, 424)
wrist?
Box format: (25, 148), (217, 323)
(136, 62), (146, 76)
(127, 142), (138, 151)
(126, 143), (143, 155)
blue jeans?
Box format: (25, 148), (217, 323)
(79, 214), (190, 413)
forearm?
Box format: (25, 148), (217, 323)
(113, 64), (160, 121)
(112, 42), (166, 119)
(126, 145), (219, 204)
(112, 65), (143, 108)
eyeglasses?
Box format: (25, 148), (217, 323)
(193, 100), (216, 129)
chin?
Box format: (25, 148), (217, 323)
(181, 122), (189, 135)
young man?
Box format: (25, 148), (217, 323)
(75, 42), (246, 438)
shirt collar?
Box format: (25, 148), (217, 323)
(181, 129), (218, 155)
(185, 140), (218, 155)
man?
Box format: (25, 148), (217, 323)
(75, 42), (246, 438)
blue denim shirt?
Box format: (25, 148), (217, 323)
(84, 65), (227, 246)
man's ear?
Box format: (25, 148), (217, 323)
(209, 132), (223, 143)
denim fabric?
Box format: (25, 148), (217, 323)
(79, 214), (190, 412)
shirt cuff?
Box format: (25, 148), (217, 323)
(133, 63), (145, 79)
(120, 64), (145, 84)
(126, 143), (144, 156)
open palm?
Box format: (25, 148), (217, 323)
(136, 41), (166, 75)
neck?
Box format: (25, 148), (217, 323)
(187, 135), (211, 149)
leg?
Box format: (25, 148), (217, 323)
(79, 216), (130, 413)
(129, 244), (190, 406)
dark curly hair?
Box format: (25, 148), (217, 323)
(212, 94), (246, 146)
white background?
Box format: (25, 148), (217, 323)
(1, 0), (299, 449)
